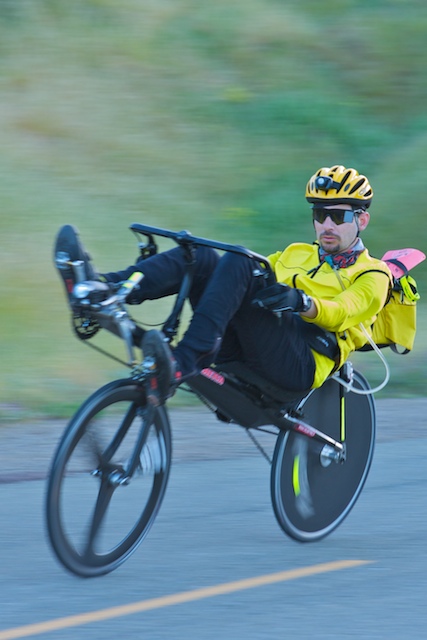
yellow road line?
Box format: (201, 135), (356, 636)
(0, 560), (373, 639)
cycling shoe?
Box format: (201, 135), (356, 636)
(54, 224), (98, 307)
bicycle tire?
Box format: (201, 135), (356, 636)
(45, 379), (172, 577)
(270, 370), (375, 542)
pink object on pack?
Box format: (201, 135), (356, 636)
(381, 248), (426, 279)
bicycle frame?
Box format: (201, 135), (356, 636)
(69, 223), (347, 464)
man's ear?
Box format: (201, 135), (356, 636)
(357, 211), (370, 232)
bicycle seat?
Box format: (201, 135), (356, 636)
(216, 361), (309, 408)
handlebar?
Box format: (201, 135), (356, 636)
(130, 223), (275, 282)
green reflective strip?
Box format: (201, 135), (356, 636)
(130, 271), (143, 282)
(340, 395), (346, 441)
(123, 272), (143, 288)
(292, 455), (301, 496)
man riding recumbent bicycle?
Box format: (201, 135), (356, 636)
(47, 165), (425, 577)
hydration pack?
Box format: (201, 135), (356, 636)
(370, 249), (424, 354)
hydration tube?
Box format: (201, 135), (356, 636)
(333, 323), (390, 395)
(329, 261), (391, 395)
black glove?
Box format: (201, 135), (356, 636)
(252, 283), (311, 313)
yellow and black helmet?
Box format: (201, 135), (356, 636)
(306, 165), (373, 208)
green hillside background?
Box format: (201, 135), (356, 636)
(1, 0), (427, 419)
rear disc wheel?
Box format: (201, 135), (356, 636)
(271, 371), (375, 542)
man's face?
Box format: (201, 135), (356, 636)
(313, 204), (370, 254)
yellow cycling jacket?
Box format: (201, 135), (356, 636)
(267, 243), (392, 388)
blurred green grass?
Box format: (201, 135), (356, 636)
(1, 0), (426, 418)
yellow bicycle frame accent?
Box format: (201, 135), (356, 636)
(340, 394), (346, 442)
(292, 456), (301, 496)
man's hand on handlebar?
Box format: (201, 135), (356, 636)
(252, 282), (312, 314)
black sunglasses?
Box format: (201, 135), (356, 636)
(312, 208), (362, 225)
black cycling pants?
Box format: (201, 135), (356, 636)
(104, 246), (315, 391)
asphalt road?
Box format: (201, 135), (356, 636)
(0, 399), (427, 639)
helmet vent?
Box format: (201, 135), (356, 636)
(349, 178), (365, 194)
(336, 171), (352, 193)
